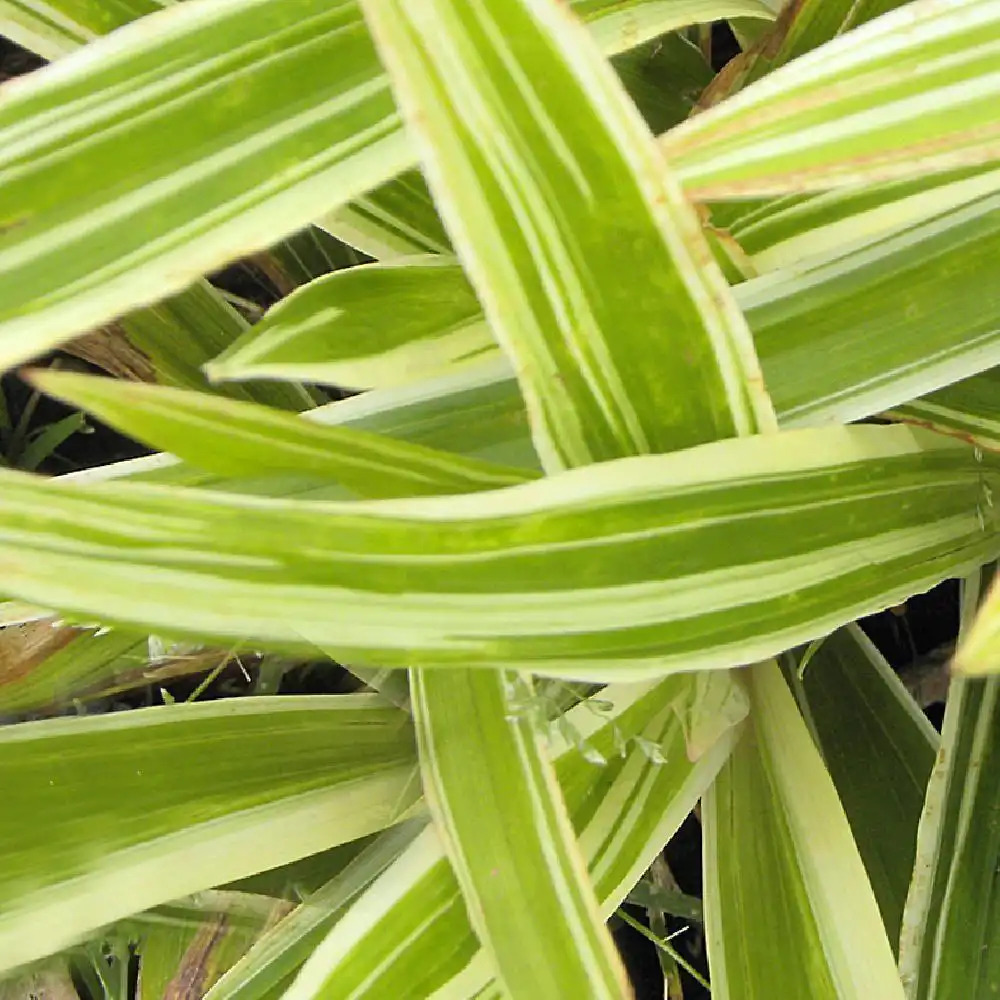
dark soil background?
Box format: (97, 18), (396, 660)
(0, 27), (959, 1000)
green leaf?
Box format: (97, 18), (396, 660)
(30, 369), (534, 497)
(0, 0), (410, 372)
(898, 571), (1000, 999)
(204, 821), (424, 1000)
(0, 0), (169, 59)
(717, 163), (1000, 275)
(318, 34), (716, 263)
(661, 1), (1000, 198)
(703, 661), (904, 999)
(0, 622), (149, 716)
(362, 0), (773, 471)
(610, 32), (714, 137)
(900, 678), (1000, 998)
(953, 567), (1000, 677)
(207, 257), (495, 390)
(318, 33), (716, 264)
(135, 891), (289, 1000)
(255, 227), (360, 292)
(709, 0), (908, 97)
(16, 411), (87, 472)
(317, 170), (453, 260)
(118, 280), (314, 411)
(0, 958), (80, 1000)
(357, 1), (760, 993)
(570, 0), (775, 52)
(795, 625), (937, 949)
(0, 425), (995, 679)
(411, 669), (630, 998)
(737, 192), (1000, 427)
(285, 677), (744, 998)
(888, 366), (1000, 457)
(0, 695), (417, 973)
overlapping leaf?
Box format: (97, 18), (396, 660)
(356, 0), (762, 990)
(213, 191), (1000, 435)
(0, 0), (773, 371)
(0, 622), (150, 717)
(362, 0), (772, 471)
(889, 367), (1000, 458)
(284, 677), (744, 998)
(0, 0), (413, 371)
(0, 0), (168, 58)
(204, 821), (425, 1000)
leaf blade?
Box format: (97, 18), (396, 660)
(0, 426), (995, 679)
(663, 0), (1000, 197)
(0, 695), (418, 973)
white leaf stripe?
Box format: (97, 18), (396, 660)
(0, 0), (168, 59)
(0, 426), (995, 679)
(754, 664), (904, 998)
(0, 0), (402, 371)
(899, 572), (1000, 998)
(704, 663), (906, 1000)
(579, 0), (775, 52)
(723, 164), (1000, 274)
(205, 256), (496, 390)
(202, 820), (425, 1000)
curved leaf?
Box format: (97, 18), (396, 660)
(0, 426), (994, 679)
